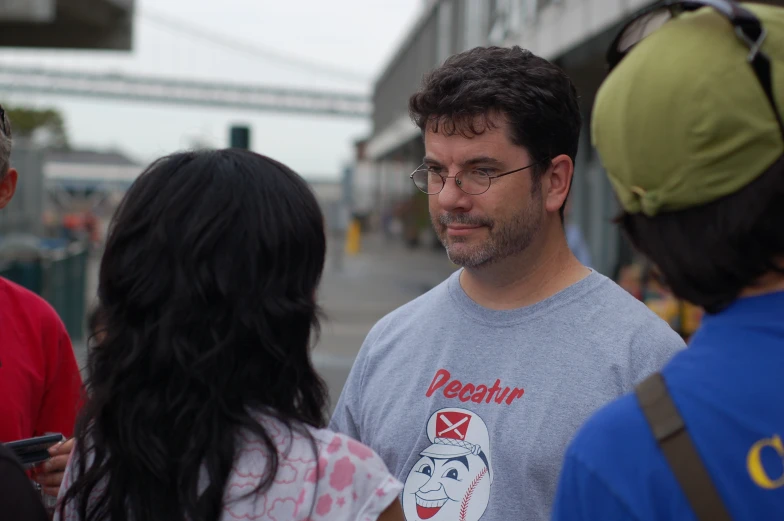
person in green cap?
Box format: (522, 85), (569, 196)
(551, 1), (784, 520)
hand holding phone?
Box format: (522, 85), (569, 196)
(35, 436), (75, 506)
(3, 433), (65, 468)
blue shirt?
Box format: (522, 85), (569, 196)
(552, 290), (784, 521)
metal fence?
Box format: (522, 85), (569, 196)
(0, 244), (88, 341)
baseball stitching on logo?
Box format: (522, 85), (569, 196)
(459, 467), (488, 521)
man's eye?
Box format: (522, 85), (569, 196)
(472, 169), (493, 177)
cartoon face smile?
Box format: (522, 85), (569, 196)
(404, 453), (489, 520)
(403, 408), (493, 521)
(414, 495), (448, 520)
(409, 456), (468, 519)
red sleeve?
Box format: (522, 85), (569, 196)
(34, 319), (83, 438)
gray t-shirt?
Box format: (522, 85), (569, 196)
(330, 269), (685, 521)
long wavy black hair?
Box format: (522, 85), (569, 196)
(60, 149), (329, 521)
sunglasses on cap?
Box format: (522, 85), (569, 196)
(607, 0), (784, 138)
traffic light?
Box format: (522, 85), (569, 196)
(229, 125), (250, 149)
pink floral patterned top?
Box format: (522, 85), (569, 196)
(55, 416), (402, 521)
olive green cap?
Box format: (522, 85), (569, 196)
(592, 3), (784, 216)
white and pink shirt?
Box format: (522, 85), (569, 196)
(56, 416), (403, 521)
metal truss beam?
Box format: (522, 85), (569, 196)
(0, 65), (372, 118)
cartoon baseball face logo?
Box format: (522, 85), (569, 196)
(403, 408), (493, 521)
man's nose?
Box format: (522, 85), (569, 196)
(436, 174), (471, 212)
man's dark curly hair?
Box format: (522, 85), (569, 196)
(409, 46), (582, 209)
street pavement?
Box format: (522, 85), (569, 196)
(317, 234), (457, 411)
(76, 233), (457, 414)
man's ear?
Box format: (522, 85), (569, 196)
(543, 155), (573, 215)
(0, 168), (18, 210)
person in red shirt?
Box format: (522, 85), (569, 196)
(0, 104), (82, 497)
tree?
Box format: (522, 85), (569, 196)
(4, 106), (69, 149)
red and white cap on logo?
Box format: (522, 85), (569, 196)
(420, 407), (493, 483)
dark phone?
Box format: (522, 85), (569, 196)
(4, 433), (64, 467)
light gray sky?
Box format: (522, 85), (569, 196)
(0, 0), (424, 179)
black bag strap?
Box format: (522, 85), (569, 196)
(635, 372), (733, 521)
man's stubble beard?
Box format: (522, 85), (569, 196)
(433, 193), (544, 269)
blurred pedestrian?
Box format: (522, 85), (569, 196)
(331, 46), (684, 521)
(553, 2), (784, 520)
(564, 201), (592, 267)
(0, 103), (81, 500)
(56, 149), (404, 521)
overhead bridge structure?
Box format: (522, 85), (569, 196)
(0, 65), (372, 119)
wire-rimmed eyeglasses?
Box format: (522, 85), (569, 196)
(409, 160), (545, 195)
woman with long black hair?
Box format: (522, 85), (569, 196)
(55, 149), (403, 521)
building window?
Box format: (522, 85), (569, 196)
(521, 0), (537, 25)
(508, 0), (523, 33)
(437, 0), (453, 64)
(463, 0), (488, 50)
(488, 0), (511, 44)
(537, 0), (561, 12)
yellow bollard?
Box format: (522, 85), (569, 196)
(345, 218), (362, 255)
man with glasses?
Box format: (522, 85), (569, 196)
(553, 2), (784, 520)
(0, 106), (82, 501)
(330, 46), (683, 521)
